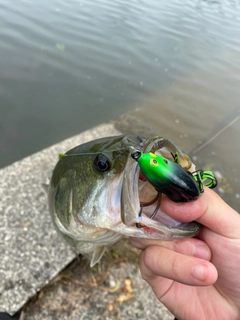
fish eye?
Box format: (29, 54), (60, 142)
(164, 159), (168, 164)
(93, 153), (111, 172)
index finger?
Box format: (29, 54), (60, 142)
(161, 188), (240, 238)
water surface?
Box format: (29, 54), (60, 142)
(1, 0), (240, 207)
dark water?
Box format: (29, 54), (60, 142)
(1, 0), (240, 208)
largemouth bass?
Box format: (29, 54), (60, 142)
(48, 135), (201, 267)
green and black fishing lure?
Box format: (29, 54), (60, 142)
(131, 150), (217, 202)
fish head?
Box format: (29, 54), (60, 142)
(48, 135), (201, 266)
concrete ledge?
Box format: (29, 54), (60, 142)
(0, 124), (121, 314)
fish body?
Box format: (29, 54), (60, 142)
(48, 135), (201, 266)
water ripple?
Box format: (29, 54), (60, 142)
(1, 0), (240, 167)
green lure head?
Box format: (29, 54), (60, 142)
(131, 151), (200, 202)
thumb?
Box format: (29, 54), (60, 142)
(161, 188), (240, 238)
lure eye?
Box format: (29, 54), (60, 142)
(150, 159), (158, 167)
(93, 153), (111, 172)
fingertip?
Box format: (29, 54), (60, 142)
(191, 262), (218, 285)
(193, 242), (212, 260)
(139, 245), (155, 272)
(139, 245), (218, 287)
(139, 246), (160, 281)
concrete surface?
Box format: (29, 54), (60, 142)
(0, 124), (121, 314)
(0, 123), (174, 319)
(20, 239), (173, 320)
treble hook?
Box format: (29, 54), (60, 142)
(192, 170), (218, 193)
(136, 192), (161, 228)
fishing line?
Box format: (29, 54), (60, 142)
(58, 147), (132, 159)
(191, 113), (240, 154)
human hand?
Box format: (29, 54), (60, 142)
(130, 188), (240, 320)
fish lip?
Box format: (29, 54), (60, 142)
(121, 138), (201, 238)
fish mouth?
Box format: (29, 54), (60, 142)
(121, 138), (201, 239)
